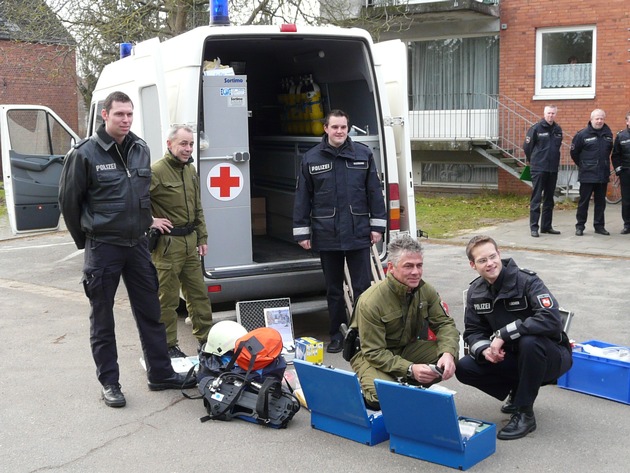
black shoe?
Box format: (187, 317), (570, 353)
(102, 383), (126, 408)
(167, 345), (187, 358)
(541, 228), (561, 235)
(500, 393), (518, 414)
(622, 228), (630, 235)
(327, 338), (343, 353)
(575, 229), (584, 236)
(530, 230), (539, 238)
(148, 372), (197, 391)
(497, 412), (537, 440)
(594, 228), (610, 235)
(363, 396), (381, 411)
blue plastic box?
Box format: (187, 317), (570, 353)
(293, 359), (388, 446)
(375, 380), (496, 471)
(558, 340), (630, 405)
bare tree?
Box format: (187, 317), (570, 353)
(3, 0), (412, 106)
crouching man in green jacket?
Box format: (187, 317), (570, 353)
(350, 234), (460, 409)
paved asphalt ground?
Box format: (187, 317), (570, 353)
(0, 205), (628, 473)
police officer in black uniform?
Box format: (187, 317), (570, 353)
(612, 111), (630, 234)
(293, 109), (387, 353)
(59, 91), (195, 408)
(523, 105), (563, 237)
(456, 235), (572, 440)
(570, 109), (614, 236)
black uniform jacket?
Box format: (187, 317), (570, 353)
(612, 127), (630, 170)
(59, 125), (153, 249)
(523, 119), (563, 172)
(464, 258), (565, 362)
(570, 122), (613, 183)
(292, 135), (387, 251)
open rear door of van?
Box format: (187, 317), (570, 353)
(373, 40), (416, 238)
(0, 105), (79, 234)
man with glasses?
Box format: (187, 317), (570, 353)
(456, 235), (572, 440)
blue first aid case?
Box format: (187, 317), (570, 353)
(293, 359), (389, 446)
(375, 379), (495, 470)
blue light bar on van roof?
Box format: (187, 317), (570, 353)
(209, 0), (230, 26)
(120, 43), (132, 59)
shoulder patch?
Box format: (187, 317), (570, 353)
(519, 267), (536, 276)
(537, 294), (554, 308)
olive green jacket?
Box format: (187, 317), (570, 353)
(150, 151), (208, 246)
(351, 272), (460, 378)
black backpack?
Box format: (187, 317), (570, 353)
(194, 331), (300, 428)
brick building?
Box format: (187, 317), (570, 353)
(497, 0), (629, 193)
(0, 0), (78, 157)
(352, 0), (628, 195)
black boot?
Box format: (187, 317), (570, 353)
(497, 409), (536, 440)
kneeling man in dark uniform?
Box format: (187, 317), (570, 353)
(456, 235), (572, 440)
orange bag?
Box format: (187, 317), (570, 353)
(234, 327), (283, 371)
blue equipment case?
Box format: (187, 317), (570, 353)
(293, 359), (389, 446)
(375, 379), (496, 470)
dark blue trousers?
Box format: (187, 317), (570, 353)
(620, 171), (630, 229)
(576, 182), (607, 230)
(319, 248), (371, 338)
(83, 238), (174, 386)
(530, 171), (558, 231)
(456, 335), (572, 408)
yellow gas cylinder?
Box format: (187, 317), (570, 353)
(307, 75), (324, 135)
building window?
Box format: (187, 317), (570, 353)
(535, 26), (596, 100)
(409, 36), (498, 110)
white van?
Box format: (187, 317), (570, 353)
(1, 23), (415, 311)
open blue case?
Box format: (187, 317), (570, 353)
(375, 379), (496, 470)
(293, 359), (389, 446)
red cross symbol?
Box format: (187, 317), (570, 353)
(207, 163), (244, 201)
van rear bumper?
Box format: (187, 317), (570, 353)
(203, 264), (326, 304)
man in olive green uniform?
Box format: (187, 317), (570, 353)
(350, 234), (459, 409)
(150, 125), (213, 358)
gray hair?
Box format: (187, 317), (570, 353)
(167, 124), (194, 141)
(387, 234), (423, 266)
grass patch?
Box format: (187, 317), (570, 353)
(415, 192), (576, 239)
(0, 181), (5, 217)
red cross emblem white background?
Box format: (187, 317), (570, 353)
(207, 163), (243, 201)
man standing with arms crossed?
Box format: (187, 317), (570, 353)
(523, 105), (563, 238)
(59, 91), (195, 408)
(150, 124), (213, 358)
(293, 109), (387, 353)
(571, 109), (614, 236)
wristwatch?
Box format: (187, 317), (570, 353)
(493, 330), (502, 340)
(407, 364), (414, 379)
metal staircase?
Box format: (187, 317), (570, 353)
(475, 94), (576, 196)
